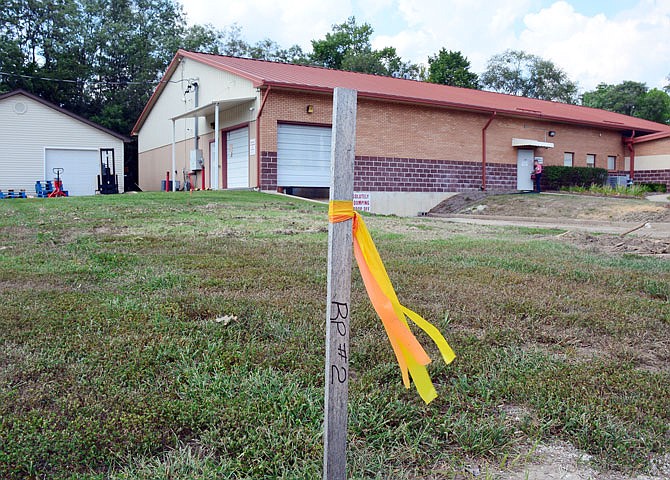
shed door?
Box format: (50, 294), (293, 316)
(45, 148), (98, 196)
(277, 124), (332, 187)
(516, 149), (534, 191)
(226, 128), (249, 188)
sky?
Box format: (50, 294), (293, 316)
(180, 0), (670, 93)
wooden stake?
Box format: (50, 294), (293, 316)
(620, 222), (650, 236)
(323, 87), (357, 480)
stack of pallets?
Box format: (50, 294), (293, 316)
(35, 181), (54, 198)
(0, 189), (27, 199)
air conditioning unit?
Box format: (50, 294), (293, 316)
(607, 175), (629, 188)
(190, 149), (204, 171)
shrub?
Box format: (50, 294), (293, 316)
(639, 183), (667, 193)
(543, 166), (608, 190)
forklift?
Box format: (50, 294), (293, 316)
(97, 148), (119, 194)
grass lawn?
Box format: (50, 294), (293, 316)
(0, 191), (668, 479)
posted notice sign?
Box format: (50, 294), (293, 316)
(353, 192), (371, 212)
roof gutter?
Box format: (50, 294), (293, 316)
(260, 83), (661, 135)
(255, 86), (272, 189)
(481, 112), (496, 191)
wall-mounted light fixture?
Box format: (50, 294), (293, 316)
(548, 130), (556, 137)
(306, 104), (314, 114)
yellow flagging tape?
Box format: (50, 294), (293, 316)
(329, 200), (455, 403)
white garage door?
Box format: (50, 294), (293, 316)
(45, 148), (98, 196)
(277, 124), (332, 187)
(226, 128), (249, 188)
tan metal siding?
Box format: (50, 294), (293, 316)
(626, 155), (670, 170)
(137, 58), (259, 153)
(137, 59), (259, 190)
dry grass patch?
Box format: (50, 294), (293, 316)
(0, 191), (668, 479)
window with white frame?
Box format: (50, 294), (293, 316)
(564, 152), (574, 167)
(586, 154), (596, 167)
(607, 156), (616, 170)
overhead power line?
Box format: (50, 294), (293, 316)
(0, 70), (181, 86)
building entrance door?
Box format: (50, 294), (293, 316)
(517, 149), (534, 191)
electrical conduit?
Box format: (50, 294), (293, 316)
(481, 112), (496, 190)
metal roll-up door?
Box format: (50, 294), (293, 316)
(277, 124), (332, 187)
(226, 128), (249, 188)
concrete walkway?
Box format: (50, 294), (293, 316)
(647, 194), (670, 203)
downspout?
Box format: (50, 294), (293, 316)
(481, 112), (496, 190)
(256, 86), (272, 189)
(626, 130), (636, 181)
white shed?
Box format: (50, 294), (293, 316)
(0, 90), (127, 196)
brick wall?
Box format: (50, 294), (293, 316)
(260, 151), (278, 191)
(260, 89), (628, 166)
(635, 136), (670, 156)
(261, 152), (517, 192)
(353, 156), (517, 191)
(632, 169), (670, 189)
(258, 88), (635, 193)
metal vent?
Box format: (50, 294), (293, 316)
(14, 102), (27, 114)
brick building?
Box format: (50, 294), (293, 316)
(626, 131), (670, 188)
(132, 50), (670, 216)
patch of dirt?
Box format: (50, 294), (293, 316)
(557, 231), (670, 256)
(433, 441), (670, 480)
(426, 192), (670, 252)
(430, 192), (670, 224)
(428, 190), (517, 215)
(492, 442), (670, 480)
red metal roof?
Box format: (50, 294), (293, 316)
(132, 49), (670, 136)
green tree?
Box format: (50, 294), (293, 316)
(215, 24), (250, 56)
(310, 16), (372, 70)
(247, 38), (307, 63)
(80, 0), (194, 133)
(480, 49), (578, 103)
(181, 23), (224, 54)
(582, 81), (670, 124)
(637, 88), (670, 124)
(581, 81), (647, 116)
(0, 0), (85, 102)
(0, 0), (223, 134)
(202, 24), (307, 64)
(427, 48), (479, 88)
(310, 16), (420, 79)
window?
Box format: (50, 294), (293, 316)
(607, 155), (616, 170)
(563, 152), (574, 167)
(586, 154), (596, 168)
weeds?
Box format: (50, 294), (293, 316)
(0, 191), (668, 479)
(561, 184), (653, 197)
